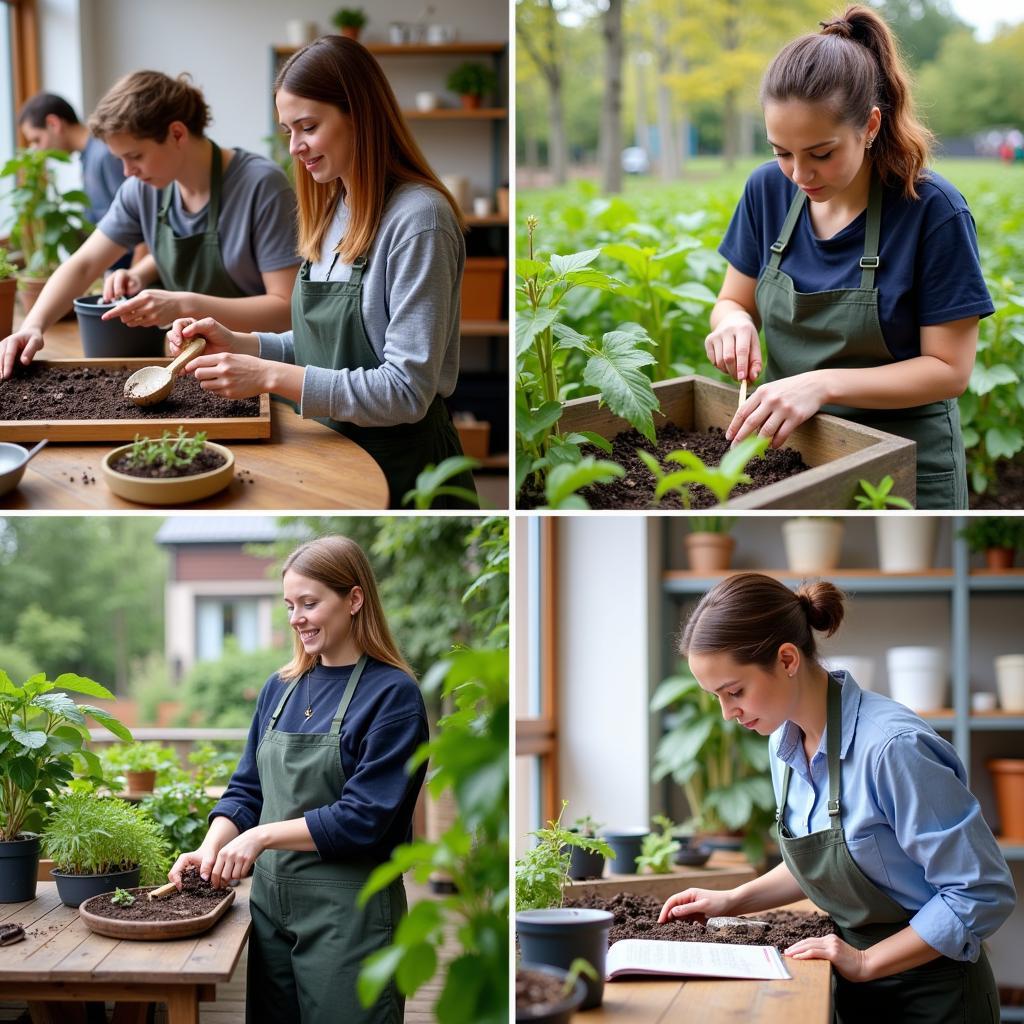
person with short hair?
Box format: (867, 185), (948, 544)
(0, 70), (299, 376)
(705, 5), (992, 509)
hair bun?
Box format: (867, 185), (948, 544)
(795, 580), (845, 637)
(819, 17), (854, 39)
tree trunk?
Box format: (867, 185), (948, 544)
(547, 79), (568, 185)
(655, 31), (679, 180)
(634, 55), (650, 151)
(739, 108), (756, 158)
(600, 0), (624, 193)
(723, 89), (738, 167)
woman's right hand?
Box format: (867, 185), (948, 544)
(166, 317), (237, 359)
(101, 269), (143, 303)
(658, 887), (738, 925)
(0, 327), (45, 380)
(705, 313), (762, 383)
(168, 846), (220, 889)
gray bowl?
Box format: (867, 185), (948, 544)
(0, 443), (35, 496)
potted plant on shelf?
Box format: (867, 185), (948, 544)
(0, 669), (131, 903)
(0, 148), (92, 314)
(99, 741), (179, 794)
(781, 516), (844, 573)
(446, 62), (499, 110)
(958, 517), (1024, 571)
(565, 815), (609, 880)
(684, 516), (736, 573)
(42, 790), (170, 907)
(988, 759), (1024, 842)
(0, 248), (16, 339)
(331, 8), (367, 40)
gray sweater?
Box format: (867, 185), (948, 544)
(258, 183), (465, 427)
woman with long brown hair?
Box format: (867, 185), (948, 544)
(168, 535), (427, 1023)
(659, 573), (1014, 1022)
(164, 36), (476, 508)
(705, 5), (991, 509)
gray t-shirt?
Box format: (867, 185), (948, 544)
(257, 182), (464, 428)
(97, 147), (299, 295)
(80, 135), (124, 225)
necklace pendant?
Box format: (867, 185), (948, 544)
(304, 706), (313, 719)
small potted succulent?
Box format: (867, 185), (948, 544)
(446, 62), (499, 109)
(331, 8), (367, 40)
(100, 741), (180, 794)
(958, 517), (1024, 571)
(683, 516), (736, 573)
(42, 790), (170, 907)
(0, 248), (16, 339)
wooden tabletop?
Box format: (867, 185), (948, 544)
(0, 322), (388, 509)
(0, 878), (251, 1024)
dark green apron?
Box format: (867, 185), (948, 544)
(246, 655), (406, 1024)
(777, 677), (999, 1023)
(755, 174), (968, 509)
(153, 140), (247, 298)
(290, 250), (477, 509)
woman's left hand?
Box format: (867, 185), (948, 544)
(99, 289), (183, 327)
(208, 828), (267, 889)
(726, 371), (828, 449)
(187, 352), (269, 399)
(784, 933), (871, 982)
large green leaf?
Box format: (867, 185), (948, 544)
(550, 249), (600, 276)
(32, 693), (86, 723)
(583, 330), (659, 442)
(602, 242), (653, 280)
(52, 673), (115, 700)
(985, 426), (1024, 460)
(970, 363), (1018, 396)
(396, 942), (438, 995)
(515, 306), (559, 357)
(78, 705), (132, 741)
(516, 401), (562, 444)
(11, 725), (48, 750)
(357, 945), (404, 1008)
(543, 458), (624, 508)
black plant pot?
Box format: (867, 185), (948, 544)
(51, 866), (141, 908)
(673, 836), (712, 868)
(601, 830), (648, 874)
(516, 908), (613, 1010)
(74, 295), (166, 357)
(567, 844), (605, 881)
(516, 962), (586, 1023)
(699, 833), (745, 852)
(0, 833), (40, 903)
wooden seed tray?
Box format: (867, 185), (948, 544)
(0, 358), (271, 442)
(78, 885), (236, 941)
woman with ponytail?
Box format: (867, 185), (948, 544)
(169, 536), (427, 1023)
(658, 573), (1014, 1022)
(706, 5), (992, 508)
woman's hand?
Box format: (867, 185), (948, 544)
(188, 352), (270, 399)
(100, 288), (183, 327)
(208, 827), (267, 889)
(0, 327), (45, 379)
(166, 316), (237, 358)
(101, 269), (144, 303)
(705, 313), (762, 383)
(658, 887), (738, 925)
(726, 371), (829, 449)
(784, 934), (871, 982)
(168, 846), (220, 889)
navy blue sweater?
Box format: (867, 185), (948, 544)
(209, 657), (428, 863)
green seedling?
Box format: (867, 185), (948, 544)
(639, 433), (770, 506)
(562, 958), (599, 998)
(854, 475), (914, 510)
(124, 427), (208, 471)
(635, 814), (680, 875)
(110, 888), (135, 907)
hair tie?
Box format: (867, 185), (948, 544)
(819, 18), (853, 38)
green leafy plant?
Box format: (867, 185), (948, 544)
(853, 475), (914, 510)
(0, 148), (92, 278)
(402, 456), (481, 510)
(41, 790), (170, 884)
(123, 428), (209, 472)
(446, 62), (498, 99)
(0, 247), (16, 280)
(635, 814), (681, 875)
(541, 457), (624, 509)
(572, 814), (602, 838)
(0, 669), (131, 842)
(331, 8), (367, 29)
(562, 958), (598, 997)
(110, 887), (135, 907)
(958, 517), (1024, 552)
(515, 801), (615, 911)
(638, 434), (770, 507)
(99, 741), (179, 781)
(651, 667), (776, 865)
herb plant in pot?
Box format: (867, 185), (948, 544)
(565, 815), (610, 880)
(684, 517), (735, 573)
(100, 741), (179, 794)
(42, 790), (170, 907)
(958, 517), (1024, 571)
(0, 669), (131, 903)
(446, 62), (499, 110)
(331, 8), (367, 40)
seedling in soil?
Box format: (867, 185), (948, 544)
(562, 957), (598, 997)
(124, 427), (208, 471)
(854, 474), (913, 510)
(635, 814), (680, 875)
(110, 888), (135, 907)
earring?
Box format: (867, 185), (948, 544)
(866, 136), (875, 149)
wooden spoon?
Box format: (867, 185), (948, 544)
(124, 337), (206, 407)
(148, 881), (179, 901)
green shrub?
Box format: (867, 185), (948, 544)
(176, 642), (286, 727)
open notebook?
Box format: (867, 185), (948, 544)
(606, 939), (792, 981)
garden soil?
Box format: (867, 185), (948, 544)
(0, 364), (259, 421)
(516, 967), (570, 1014)
(109, 448), (227, 479)
(567, 892), (836, 952)
(970, 456), (1024, 509)
(85, 867), (232, 922)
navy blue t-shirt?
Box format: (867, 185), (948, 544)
(209, 657), (428, 864)
(719, 161), (994, 361)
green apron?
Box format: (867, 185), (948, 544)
(777, 677), (999, 1023)
(755, 174), (968, 509)
(290, 251), (477, 509)
(246, 655), (406, 1024)
(153, 140), (247, 298)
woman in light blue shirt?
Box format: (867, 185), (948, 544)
(659, 573), (1014, 1023)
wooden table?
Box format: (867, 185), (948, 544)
(0, 878), (251, 1024)
(0, 322), (388, 509)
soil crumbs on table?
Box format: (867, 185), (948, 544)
(110, 447), (227, 479)
(517, 968), (571, 1015)
(0, 364), (259, 420)
(568, 893), (835, 952)
(519, 424), (810, 509)
(85, 867), (231, 921)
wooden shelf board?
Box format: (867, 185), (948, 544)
(461, 319), (508, 336)
(404, 108), (507, 120)
(465, 214), (509, 227)
(664, 568), (956, 581)
(274, 42), (507, 57)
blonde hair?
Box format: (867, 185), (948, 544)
(278, 535), (414, 682)
(89, 70), (210, 142)
(274, 35), (466, 263)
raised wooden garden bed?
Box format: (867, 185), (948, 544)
(558, 374), (916, 509)
(0, 358), (271, 442)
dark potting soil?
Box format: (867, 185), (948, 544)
(518, 424), (810, 509)
(86, 867), (231, 922)
(970, 457), (1024, 510)
(109, 447), (227, 479)
(516, 967), (571, 1015)
(566, 892), (835, 953)
(0, 364), (259, 421)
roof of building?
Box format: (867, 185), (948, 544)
(154, 517), (296, 546)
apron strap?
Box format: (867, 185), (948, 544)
(157, 140), (223, 229)
(859, 173), (883, 289)
(767, 188), (807, 269)
(268, 675), (303, 728)
(328, 653), (368, 735)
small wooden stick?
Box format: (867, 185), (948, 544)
(148, 881), (178, 901)
(738, 378), (747, 409)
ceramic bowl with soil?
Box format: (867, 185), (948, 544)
(516, 962), (586, 1023)
(102, 440), (235, 505)
(78, 867), (236, 940)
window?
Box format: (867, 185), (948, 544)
(1, 0), (39, 237)
(196, 597), (261, 662)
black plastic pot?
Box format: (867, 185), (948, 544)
(700, 833), (745, 852)
(601, 830), (648, 874)
(673, 836), (712, 868)
(516, 908), (613, 1010)
(51, 865), (141, 908)
(516, 962), (586, 1023)
(567, 844), (606, 881)
(73, 295), (165, 357)
(0, 833), (40, 903)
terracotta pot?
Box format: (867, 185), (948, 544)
(684, 533), (735, 573)
(0, 278), (16, 339)
(124, 769), (157, 794)
(339, 26), (361, 40)
(16, 276), (48, 316)
(460, 94), (482, 110)
(988, 759), (1024, 840)
(984, 547), (1015, 570)
(496, 186), (510, 218)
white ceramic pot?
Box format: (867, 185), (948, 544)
(782, 518), (844, 573)
(285, 19), (317, 45)
(415, 91), (439, 112)
(994, 654), (1024, 712)
(876, 518), (938, 573)
(823, 656), (876, 692)
(971, 692), (998, 713)
(886, 646), (947, 711)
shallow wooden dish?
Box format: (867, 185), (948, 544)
(101, 441), (235, 505)
(78, 885), (236, 940)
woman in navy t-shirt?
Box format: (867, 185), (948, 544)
(708, 5), (992, 509)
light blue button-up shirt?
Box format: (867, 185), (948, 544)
(769, 671), (1016, 962)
